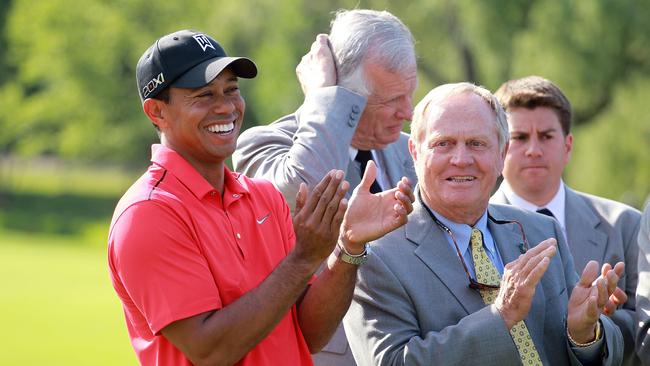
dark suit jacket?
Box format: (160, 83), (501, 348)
(344, 198), (623, 366)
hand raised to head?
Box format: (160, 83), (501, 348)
(292, 170), (349, 267)
(295, 34), (337, 96)
(339, 161), (414, 254)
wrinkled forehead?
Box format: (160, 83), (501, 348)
(366, 62), (418, 99)
(421, 96), (501, 140)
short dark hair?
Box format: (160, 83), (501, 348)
(151, 87), (170, 104)
(494, 76), (572, 135)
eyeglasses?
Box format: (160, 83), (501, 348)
(421, 203), (530, 291)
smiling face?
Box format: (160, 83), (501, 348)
(502, 106), (572, 206)
(351, 62), (417, 150)
(148, 67), (244, 176)
(410, 92), (506, 225)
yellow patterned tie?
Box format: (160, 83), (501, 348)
(470, 228), (543, 366)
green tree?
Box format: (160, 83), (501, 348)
(0, 0), (649, 205)
(567, 75), (650, 208)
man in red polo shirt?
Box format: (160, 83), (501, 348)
(108, 29), (414, 366)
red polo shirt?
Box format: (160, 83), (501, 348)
(108, 144), (313, 366)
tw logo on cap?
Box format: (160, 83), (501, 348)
(193, 34), (215, 52)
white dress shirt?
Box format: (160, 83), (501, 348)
(501, 180), (567, 240)
(349, 147), (388, 190)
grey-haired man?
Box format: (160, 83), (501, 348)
(345, 83), (624, 366)
(234, 10), (418, 363)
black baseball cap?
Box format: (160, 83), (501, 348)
(136, 29), (257, 101)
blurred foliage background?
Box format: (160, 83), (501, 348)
(1, 0), (649, 364)
(1, 0), (649, 204)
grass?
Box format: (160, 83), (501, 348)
(0, 230), (137, 365)
(0, 156), (140, 197)
(0, 157), (139, 237)
(0, 157), (140, 365)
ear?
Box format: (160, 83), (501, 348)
(564, 133), (573, 163)
(497, 140), (509, 174)
(143, 98), (168, 130)
(408, 137), (418, 163)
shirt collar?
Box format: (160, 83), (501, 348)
(349, 146), (379, 161)
(349, 146), (358, 161)
(150, 144), (248, 200)
(501, 179), (566, 229)
(429, 207), (493, 258)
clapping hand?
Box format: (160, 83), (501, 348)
(567, 260), (625, 343)
(339, 161), (414, 253)
(601, 262), (627, 316)
(292, 170), (349, 266)
(495, 238), (557, 329)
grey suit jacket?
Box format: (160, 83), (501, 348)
(636, 204), (650, 364)
(492, 185), (641, 365)
(344, 198), (623, 366)
(233, 86), (417, 366)
(233, 86), (417, 211)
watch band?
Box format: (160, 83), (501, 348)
(334, 243), (368, 265)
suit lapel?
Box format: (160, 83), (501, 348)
(345, 158), (361, 196)
(406, 195), (488, 315)
(564, 188), (607, 270)
(376, 142), (413, 187)
(488, 207), (523, 265)
(488, 205), (547, 350)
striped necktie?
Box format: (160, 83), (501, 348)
(470, 228), (543, 365)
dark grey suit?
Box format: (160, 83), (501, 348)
(344, 198), (623, 365)
(636, 204), (650, 364)
(492, 185), (641, 365)
(233, 86), (417, 365)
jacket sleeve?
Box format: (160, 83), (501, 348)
(343, 250), (520, 366)
(556, 219), (624, 366)
(233, 86), (366, 210)
(611, 207), (641, 365)
(636, 206), (650, 363)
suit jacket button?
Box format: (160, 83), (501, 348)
(352, 105), (360, 114)
(348, 118), (356, 127)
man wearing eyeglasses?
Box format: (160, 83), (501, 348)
(343, 83), (625, 366)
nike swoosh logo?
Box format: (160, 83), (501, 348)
(256, 213), (270, 224)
